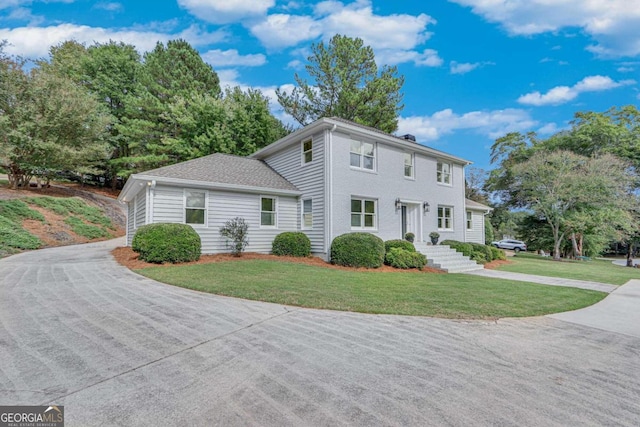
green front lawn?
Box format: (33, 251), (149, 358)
(137, 260), (605, 319)
(496, 254), (640, 286)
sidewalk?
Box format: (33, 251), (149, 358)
(463, 269), (616, 293)
(549, 279), (640, 338)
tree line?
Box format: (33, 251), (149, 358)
(475, 106), (640, 262)
(1, 35), (405, 190)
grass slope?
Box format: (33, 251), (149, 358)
(138, 260), (606, 319)
(0, 196), (115, 255)
(496, 254), (640, 286)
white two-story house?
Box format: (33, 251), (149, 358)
(118, 117), (491, 260)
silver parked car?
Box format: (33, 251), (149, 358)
(491, 239), (527, 252)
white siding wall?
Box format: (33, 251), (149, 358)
(329, 130), (467, 244)
(465, 210), (485, 244)
(126, 189), (147, 246)
(263, 132), (326, 254)
(150, 184), (297, 254)
(126, 200), (135, 246)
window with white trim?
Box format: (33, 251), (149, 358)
(185, 190), (206, 225)
(438, 206), (453, 230)
(350, 140), (375, 171)
(437, 162), (452, 185)
(260, 196), (277, 227)
(404, 153), (414, 178)
(302, 139), (313, 164)
(351, 198), (376, 229)
(466, 211), (473, 230)
(302, 199), (313, 229)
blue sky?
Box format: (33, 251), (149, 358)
(1, 0), (639, 169)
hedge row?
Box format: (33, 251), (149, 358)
(440, 239), (506, 264)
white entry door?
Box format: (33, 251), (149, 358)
(401, 203), (421, 241)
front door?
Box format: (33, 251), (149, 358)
(401, 203), (421, 241)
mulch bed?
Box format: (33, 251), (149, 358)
(483, 259), (513, 269)
(112, 246), (445, 274)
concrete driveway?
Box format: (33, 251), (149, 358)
(1, 240), (639, 426)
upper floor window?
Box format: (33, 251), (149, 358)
(302, 199), (313, 229)
(466, 211), (473, 230)
(404, 153), (414, 178)
(260, 196), (277, 227)
(351, 198), (376, 229)
(437, 162), (452, 185)
(185, 190), (206, 225)
(302, 139), (313, 164)
(350, 140), (375, 171)
(438, 206), (453, 230)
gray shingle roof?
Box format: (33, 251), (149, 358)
(138, 153), (299, 192)
(465, 199), (493, 211)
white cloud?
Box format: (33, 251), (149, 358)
(0, 23), (228, 57)
(397, 108), (538, 142)
(518, 75), (635, 106)
(249, 0), (440, 65)
(450, 0), (640, 57)
(449, 61), (493, 75)
(287, 59), (304, 70)
(250, 14), (322, 49)
(177, 0), (275, 24)
(376, 48), (442, 67)
(94, 2), (122, 12)
(201, 49), (266, 67)
(319, 1), (434, 50)
(618, 66), (635, 73)
(537, 123), (559, 135)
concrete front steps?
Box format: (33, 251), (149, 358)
(414, 242), (483, 273)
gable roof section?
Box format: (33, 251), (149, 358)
(118, 153), (299, 202)
(250, 117), (471, 165)
(465, 199), (493, 212)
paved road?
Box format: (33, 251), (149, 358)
(1, 240), (640, 426)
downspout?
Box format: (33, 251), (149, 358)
(325, 124), (337, 257)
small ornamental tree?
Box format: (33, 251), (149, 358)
(219, 217), (249, 256)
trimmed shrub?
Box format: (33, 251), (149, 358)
(490, 246), (507, 261)
(272, 232), (311, 257)
(404, 232), (415, 243)
(385, 247), (427, 269)
(441, 240), (473, 255)
(385, 239), (415, 253)
(132, 223), (201, 263)
(441, 239), (504, 264)
(470, 250), (487, 264)
(330, 232), (385, 268)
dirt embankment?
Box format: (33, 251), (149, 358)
(0, 181), (126, 249)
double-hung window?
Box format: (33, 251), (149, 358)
(438, 206), (453, 230)
(466, 211), (473, 230)
(437, 162), (451, 185)
(185, 190), (206, 225)
(351, 198), (376, 229)
(404, 153), (414, 178)
(260, 196), (277, 227)
(302, 139), (313, 164)
(350, 140), (375, 171)
(302, 199), (313, 229)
